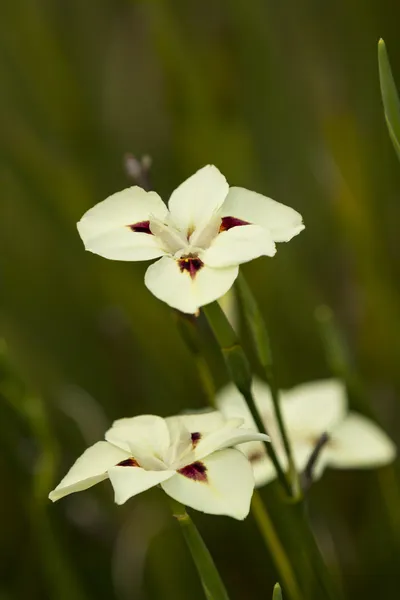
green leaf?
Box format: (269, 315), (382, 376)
(378, 38), (400, 162)
(273, 583), (283, 600)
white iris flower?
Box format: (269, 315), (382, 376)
(77, 165), (304, 313)
(216, 379), (396, 488)
(49, 412), (269, 520)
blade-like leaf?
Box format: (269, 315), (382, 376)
(273, 583), (283, 600)
(378, 38), (400, 162)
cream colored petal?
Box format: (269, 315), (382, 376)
(77, 187), (168, 261)
(168, 165), (229, 232)
(49, 441), (128, 502)
(108, 466), (175, 505)
(161, 448), (255, 520)
(281, 379), (347, 437)
(201, 225), (276, 268)
(105, 415), (170, 471)
(326, 413), (396, 469)
(145, 256), (239, 314)
(222, 187), (304, 243)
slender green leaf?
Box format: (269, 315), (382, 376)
(378, 39), (400, 161)
(168, 498), (230, 600)
(273, 583), (283, 600)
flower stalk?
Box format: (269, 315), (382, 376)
(251, 492), (302, 600)
(168, 497), (230, 600)
(235, 272), (299, 495)
(202, 300), (291, 496)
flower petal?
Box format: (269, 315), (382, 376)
(77, 187), (168, 261)
(194, 419), (269, 461)
(201, 225), (276, 268)
(222, 187), (304, 243)
(161, 448), (255, 519)
(166, 411), (226, 435)
(49, 441), (129, 502)
(108, 466), (175, 505)
(144, 256), (239, 314)
(281, 379), (347, 437)
(216, 380), (278, 440)
(326, 413), (396, 469)
(105, 415), (170, 470)
(168, 165), (229, 232)
(243, 441), (278, 488)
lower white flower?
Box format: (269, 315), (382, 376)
(77, 165), (304, 314)
(49, 413), (269, 520)
(216, 379), (396, 488)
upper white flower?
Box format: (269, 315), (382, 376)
(49, 412), (269, 520)
(77, 165), (304, 313)
(216, 379), (396, 488)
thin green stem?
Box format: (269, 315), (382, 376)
(202, 301), (292, 496)
(236, 273), (299, 495)
(251, 492), (303, 600)
(168, 497), (230, 600)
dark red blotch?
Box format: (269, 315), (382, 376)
(128, 220), (152, 234)
(191, 432), (201, 448)
(178, 461), (208, 482)
(117, 457), (140, 467)
(178, 256), (204, 279)
(219, 216), (251, 232)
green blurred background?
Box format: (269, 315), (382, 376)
(1, 0), (400, 598)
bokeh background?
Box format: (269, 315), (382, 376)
(2, 0), (400, 598)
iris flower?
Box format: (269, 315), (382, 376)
(216, 379), (396, 487)
(77, 165), (304, 313)
(49, 413), (269, 520)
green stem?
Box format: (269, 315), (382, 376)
(168, 497), (230, 600)
(251, 492), (303, 600)
(202, 301), (292, 496)
(236, 273), (299, 495)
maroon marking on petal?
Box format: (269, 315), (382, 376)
(117, 457), (140, 467)
(178, 461), (208, 482)
(178, 255), (204, 280)
(219, 216), (251, 232)
(191, 432), (202, 448)
(248, 450), (265, 464)
(127, 220), (152, 234)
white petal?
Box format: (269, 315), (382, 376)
(326, 413), (396, 469)
(108, 466), (175, 505)
(49, 441), (128, 502)
(194, 419), (269, 461)
(222, 187), (304, 243)
(166, 411), (226, 434)
(241, 441), (278, 488)
(216, 384), (283, 488)
(216, 380), (278, 439)
(144, 256), (239, 314)
(201, 225), (276, 268)
(77, 187), (168, 261)
(164, 417), (193, 467)
(105, 415), (170, 470)
(161, 448), (255, 519)
(281, 379), (347, 437)
(168, 165), (229, 232)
